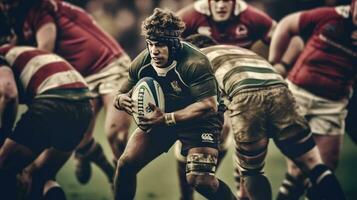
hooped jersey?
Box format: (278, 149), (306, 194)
(0, 45), (89, 103)
(120, 42), (220, 113)
(178, 0), (275, 48)
(15, 0), (125, 77)
(288, 6), (357, 100)
(200, 45), (285, 99)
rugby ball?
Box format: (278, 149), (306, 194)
(131, 77), (165, 131)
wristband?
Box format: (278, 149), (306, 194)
(164, 112), (176, 126)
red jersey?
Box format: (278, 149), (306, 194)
(0, 45), (88, 102)
(178, 0), (274, 48)
(288, 6), (357, 100)
(17, 0), (125, 76)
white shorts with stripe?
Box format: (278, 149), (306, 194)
(85, 54), (131, 97)
(287, 80), (348, 136)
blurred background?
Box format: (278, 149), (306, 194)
(16, 0), (357, 199)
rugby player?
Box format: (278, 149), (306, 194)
(113, 8), (236, 200)
(269, 1), (356, 199)
(186, 34), (346, 200)
(0, 0), (132, 184)
(0, 44), (93, 199)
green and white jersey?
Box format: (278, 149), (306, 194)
(201, 45), (286, 99)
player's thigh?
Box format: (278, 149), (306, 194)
(118, 126), (176, 172)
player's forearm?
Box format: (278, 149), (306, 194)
(167, 96), (218, 124)
(269, 14), (300, 64)
(36, 23), (57, 52)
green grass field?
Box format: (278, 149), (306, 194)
(17, 107), (357, 200)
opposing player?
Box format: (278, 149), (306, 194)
(113, 8), (236, 200)
(178, 0), (276, 49)
(186, 34), (346, 200)
(0, 0), (132, 184)
(269, 1), (356, 199)
(0, 44), (93, 199)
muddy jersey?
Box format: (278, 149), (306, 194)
(288, 6), (357, 100)
(0, 45), (90, 103)
(201, 45), (285, 99)
(178, 0), (274, 48)
(120, 42), (220, 113)
(15, 0), (125, 77)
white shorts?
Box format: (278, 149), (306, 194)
(287, 80), (348, 135)
(85, 54), (131, 97)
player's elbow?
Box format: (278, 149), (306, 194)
(201, 96), (218, 113)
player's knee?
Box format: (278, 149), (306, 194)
(185, 153), (217, 188)
(275, 128), (315, 159)
(186, 174), (217, 192)
(235, 138), (268, 177)
(116, 155), (139, 175)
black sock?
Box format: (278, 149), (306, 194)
(43, 186), (67, 200)
(75, 138), (95, 155)
(276, 173), (305, 200)
(0, 170), (16, 200)
(88, 142), (115, 182)
(309, 164), (346, 200)
(244, 175), (272, 200)
(209, 179), (236, 200)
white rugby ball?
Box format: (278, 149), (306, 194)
(131, 77), (165, 131)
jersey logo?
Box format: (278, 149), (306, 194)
(201, 133), (214, 143)
(170, 80), (182, 94)
(197, 26), (212, 36)
(235, 24), (248, 38)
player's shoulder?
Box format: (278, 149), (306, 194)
(304, 6), (349, 20)
(130, 49), (151, 72)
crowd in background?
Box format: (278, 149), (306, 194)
(65, 0), (350, 59)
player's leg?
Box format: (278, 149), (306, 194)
(174, 112), (231, 200)
(234, 138), (271, 200)
(102, 92), (131, 162)
(114, 127), (176, 200)
(42, 180), (67, 200)
(74, 97), (114, 184)
(0, 139), (37, 199)
(21, 148), (72, 200)
(185, 147), (236, 200)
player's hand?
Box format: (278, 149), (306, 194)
(137, 103), (165, 126)
(113, 93), (133, 114)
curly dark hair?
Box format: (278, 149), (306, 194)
(141, 8), (185, 38)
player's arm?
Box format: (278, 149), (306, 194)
(0, 65), (18, 145)
(36, 22), (57, 52)
(113, 54), (143, 113)
(140, 58), (219, 126)
(268, 12), (301, 76)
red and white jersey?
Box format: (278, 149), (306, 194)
(17, 0), (125, 77)
(288, 6), (357, 100)
(0, 45), (88, 101)
(178, 0), (275, 48)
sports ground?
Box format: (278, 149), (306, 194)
(16, 106), (357, 200)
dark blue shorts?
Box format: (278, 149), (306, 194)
(9, 98), (93, 154)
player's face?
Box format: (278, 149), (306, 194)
(209, 0), (234, 22)
(147, 39), (170, 68)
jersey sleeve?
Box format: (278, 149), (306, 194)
(27, 1), (57, 32)
(185, 57), (219, 101)
(298, 8), (333, 37)
(243, 6), (274, 44)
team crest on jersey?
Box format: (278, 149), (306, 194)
(170, 81), (182, 93)
(201, 133), (214, 143)
(197, 26), (212, 36)
(235, 24), (248, 38)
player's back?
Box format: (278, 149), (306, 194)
(0, 45), (89, 102)
(201, 45), (285, 99)
(21, 0), (125, 76)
